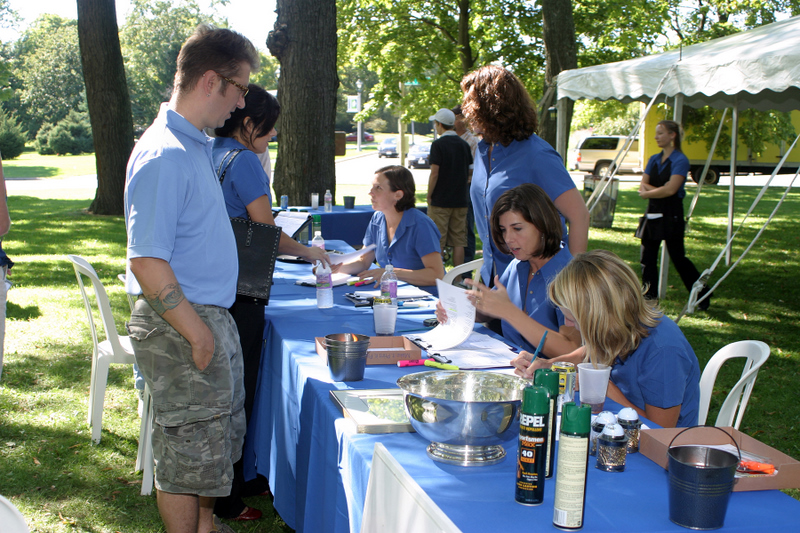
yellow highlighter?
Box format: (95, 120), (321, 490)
(424, 360), (459, 370)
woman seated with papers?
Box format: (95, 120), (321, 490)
(512, 250), (701, 428)
(337, 165), (445, 293)
(437, 184), (580, 357)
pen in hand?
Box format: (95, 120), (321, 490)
(530, 330), (548, 365)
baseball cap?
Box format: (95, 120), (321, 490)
(429, 108), (455, 126)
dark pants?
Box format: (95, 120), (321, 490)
(214, 296), (269, 518)
(640, 236), (702, 299)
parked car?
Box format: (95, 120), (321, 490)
(378, 137), (398, 158)
(345, 131), (375, 142)
(573, 135), (641, 176)
(407, 142), (432, 168)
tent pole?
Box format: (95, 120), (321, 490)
(728, 103), (739, 266)
(556, 97), (568, 162)
(658, 96), (684, 299)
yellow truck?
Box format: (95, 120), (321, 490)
(641, 111), (800, 184)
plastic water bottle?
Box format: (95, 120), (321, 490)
(311, 231), (325, 251)
(380, 264), (398, 305)
(324, 189), (333, 212)
(316, 260), (333, 308)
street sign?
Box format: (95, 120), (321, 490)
(347, 95), (360, 113)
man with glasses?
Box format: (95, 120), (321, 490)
(124, 24), (259, 533)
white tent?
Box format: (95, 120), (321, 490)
(557, 15), (800, 114)
(554, 16), (800, 306)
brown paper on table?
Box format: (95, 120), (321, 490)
(640, 426), (800, 491)
(316, 336), (422, 365)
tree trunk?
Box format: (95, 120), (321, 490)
(457, 0), (474, 75)
(77, 0), (134, 216)
(268, 0), (338, 205)
(539, 0), (577, 153)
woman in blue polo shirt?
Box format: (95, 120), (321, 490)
(638, 120), (710, 308)
(512, 250), (701, 428)
(340, 165), (445, 293)
(437, 184), (580, 358)
(460, 65), (590, 285)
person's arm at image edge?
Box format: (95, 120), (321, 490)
(0, 163), (10, 236)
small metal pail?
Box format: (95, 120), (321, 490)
(667, 426), (740, 530)
(323, 333), (370, 381)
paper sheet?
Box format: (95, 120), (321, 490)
(404, 279), (475, 351)
(431, 331), (516, 369)
(274, 211), (311, 237)
(354, 286), (432, 300)
(295, 272), (358, 287)
(330, 244), (376, 265)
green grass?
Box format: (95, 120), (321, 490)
(1, 157), (798, 531)
(3, 150), (98, 179)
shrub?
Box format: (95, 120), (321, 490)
(0, 110), (27, 159)
(34, 111), (94, 155)
(35, 123), (55, 155)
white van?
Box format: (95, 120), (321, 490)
(573, 135), (642, 176)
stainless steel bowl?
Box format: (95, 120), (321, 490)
(397, 370), (528, 466)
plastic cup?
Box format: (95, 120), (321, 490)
(343, 196), (356, 209)
(311, 193), (319, 210)
(373, 303), (397, 336)
(577, 362), (611, 414)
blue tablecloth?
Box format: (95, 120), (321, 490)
(290, 205), (375, 246)
(245, 241), (800, 533)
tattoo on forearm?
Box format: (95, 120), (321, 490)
(145, 283), (185, 315)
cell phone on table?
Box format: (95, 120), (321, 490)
(423, 318), (439, 328)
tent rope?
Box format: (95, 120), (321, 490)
(677, 132), (800, 322)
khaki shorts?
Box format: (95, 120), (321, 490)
(126, 299), (245, 497)
(428, 206), (468, 248)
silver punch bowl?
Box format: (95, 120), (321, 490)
(397, 370), (528, 466)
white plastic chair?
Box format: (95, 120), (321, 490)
(442, 258), (483, 286)
(697, 340), (770, 429)
(68, 255), (137, 444)
(69, 256), (155, 494)
(0, 494), (29, 532)
(361, 443), (461, 533)
(135, 382), (155, 496)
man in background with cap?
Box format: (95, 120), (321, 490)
(427, 108), (473, 267)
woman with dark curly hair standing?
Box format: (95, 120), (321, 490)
(460, 65), (589, 286)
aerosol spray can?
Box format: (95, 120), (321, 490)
(534, 368), (560, 478)
(553, 402), (591, 530)
(515, 385), (550, 506)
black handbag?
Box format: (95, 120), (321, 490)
(218, 149), (282, 304)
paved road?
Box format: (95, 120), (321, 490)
(7, 154), (797, 199)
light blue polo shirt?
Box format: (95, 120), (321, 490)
(125, 104), (238, 308)
(471, 134), (574, 284)
(498, 246), (572, 353)
(363, 208), (442, 294)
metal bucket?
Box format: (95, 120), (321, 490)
(323, 333), (370, 381)
(667, 426), (740, 530)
